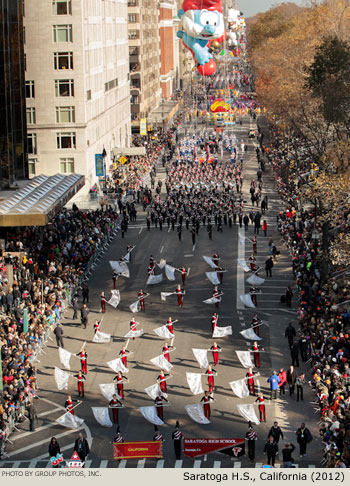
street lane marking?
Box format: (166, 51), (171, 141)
(175, 460), (183, 468)
(156, 460), (165, 468)
(11, 422), (57, 441)
(184, 254), (194, 257)
(193, 460), (201, 468)
(213, 461), (221, 468)
(100, 460), (108, 468)
(192, 244), (196, 251)
(119, 460), (127, 468)
(234, 462), (241, 467)
(137, 458), (146, 468)
(139, 227), (143, 234)
(160, 245), (164, 253)
(38, 407), (62, 417)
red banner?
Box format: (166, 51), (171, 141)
(113, 441), (163, 460)
(184, 438), (245, 458)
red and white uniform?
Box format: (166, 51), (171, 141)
(255, 395), (266, 421)
(74, 374), (86, 397)
(109, 398), (121, 423)
(77, 351), (87, 374)
(213, 288), (220, 308)
(65, 399), (75, 415)
(101, 293), (106, 313)
(252, 343), (260, 368)
(246, 371), (255, 395)
(94, 321), (100, 334)
(119, 348), (128, 367)
(176, 287), (183, 307)
(213, 254), (219, 267)
(249, 256), (256, 272)
(252, 237), (257, 254)
(181, 267), (186, 285)
(210, 344), (221, 366)
(158, 373), (168, 393)
(114, 375), (126, 399)
(167, 318), (173, 335)
(138, 291), (145, 311)
(154, 396), (167, 420)
(163, 344), (170, 362)
(211, 314), (217, 333)
(200, 395), (213, 419)
(205, 368), (216, 393)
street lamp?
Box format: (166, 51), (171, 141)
(102, 147), (107, 190)
(161, 96), (165, 133)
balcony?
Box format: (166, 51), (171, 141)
(130, 63), (141, 74)
(128, 0), (138, 5)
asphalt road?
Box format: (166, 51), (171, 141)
(0, 115), (323, 469)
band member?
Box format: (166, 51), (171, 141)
(113, 371), (128, 399)
(94, 319), (100, 334)
(74, 371), (86, 398)
(246, 423), (258, 461)
(204, 365), (217, 393)
(157, 370), (169, 393)
(255, 392), (267, 422)
(119, 345), (130, 367)
(130, 316), (137, 340)
(138, 289), (145, 311)
(251, 314), (260, 337)
(212, 253), (219, 267)
(65, 395), (78, 415)
(100, 291), (106, 313)
(211, 313), (218, 334)
(126, 244), (133, 262)
(213, 286), (221, 309)
(112, 270), (118, 289)
(154, 392), (169, 420)
(149, 255), (155, 269)
(210, 342), (221, 366)
(113, 426), (124, 442)
(76, 348), (88, 374)
(249, 254), (256, 272)
(153, 427), (164, 441)
(166, 316), (174, 335)
(109, 394), (122, 424)
(250, 286), (258, 307)
(176, 284), (184, 308)
(147, 264), (154, 276)
(200, 391), (214, 419)
(217, 267), (225, 285)
(252, 341), (261, 368)
(162, 342), (173, 362)
(172, 421), (184, 459)
(246, 367), (256, 395)
(252, 236), (257, 254)
(181, 266), (187, 285)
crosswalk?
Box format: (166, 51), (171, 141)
(0, 458), (317, 468)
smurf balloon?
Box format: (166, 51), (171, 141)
(177, 0), (226, 76)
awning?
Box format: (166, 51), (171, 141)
(0, 173), (85, 227)
(112, 147), (146, 157)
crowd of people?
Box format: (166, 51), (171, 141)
(0, 206), (119, 458)
(262, 125), (350, 468)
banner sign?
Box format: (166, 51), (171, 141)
(113, 441), (163, 460)
(95, 154), (104, 177)
(140, 118), (147, 136)
(183, 438), (245, 458)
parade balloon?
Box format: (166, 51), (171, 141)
(177, 0), (227, 76)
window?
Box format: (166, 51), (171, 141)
(22, 0), (25, 16)
(104, 78), (118, 92)
(26, 107), (36, 124)
(131, 95), (139, 104)
(28, 158), (36, 177)
(25, 80), (35, 98)
(24, 53), (26, 71)
(129, 47), (139, 56)
(128, 30), (138, 40)
(87, 90), (91, 101)
(60, 157), (75, 174)
(52, 0), (71, 15)
(54, 52), (73, 70)
(57, 132), (76, 149)
(23, 26), (25, 44)
(53, 25), (72, 42)
(128, 14), (137, 23)
(55, 79), (74, 97)
(56, 106), (75, 123)
(27, 133), (37, 154)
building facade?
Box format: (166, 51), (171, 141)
(128, 0), (161, 133)
(159, 1), (179, 99)
(0, 0), (28, 190)
(24, 0), (131, 191)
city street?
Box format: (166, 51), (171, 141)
(0, 116), (322, 468)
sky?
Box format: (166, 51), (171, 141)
(235, 0), (305, 18)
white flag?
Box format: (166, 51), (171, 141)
(237, 259), (250, 272)
(139, 406), (164, 425)
(206, 272), (220, 285)
(203, 256), (218, 268)
(123, 252), (130, 263)
(129, 300), (140, 313)
(99, 383), (121, 401)
(58, 348), (72, 370)
(107, 358), (129, 373)
(185, 404), (210, 424)
(92, 407), (113, 427)
(240, 328), (262, 341)
(247, 274), (265, 286)
(54, 367), (70, 390)
(147, 274), (163, 285)
(203, 296), (221, 304)
(236, 351), (254, 368)
(150, 354), (173, 372)
(144, 383), (167, 400)
(161, 292), (175, 301)
(213, 326), (232, 338)
(153, 325), (174, 339)
(157, 259), (166, 269)
(109, 261), (130, 278)
(56, 412), (84, 429)
(240, 294), (256, 308)
(192, 348), (209, 369)
(124, 329), (144, 339)
(108, 290), (120, 308)
(239, 235), (246, 247)
(237, 403), (260, 425)
(93, 331), (111, 343)
(165, 264), (176, 281)
(229, 379), (249, 399)
(186, 373), (204, 395)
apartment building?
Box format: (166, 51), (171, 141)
(159, 0), (180, 98)
(128, 0), (162, 132)
(24, 0), (131, 191)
